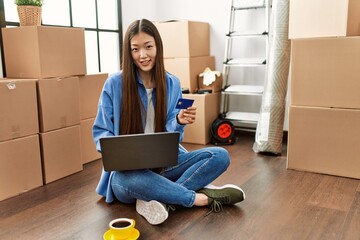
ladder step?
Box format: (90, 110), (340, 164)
(225, 58), (266, 66)
(224, 111), (259, 123)
(233, 4), (266, 10)
(228, 30), (268, 38)
(233, 0), (266, 10)
(223, 85), (264, 95)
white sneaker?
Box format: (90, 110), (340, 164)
(136, 199), (168, 225)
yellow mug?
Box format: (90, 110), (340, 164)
(108, 218), (136, 239)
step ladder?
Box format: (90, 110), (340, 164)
(221, 0), (271, 130)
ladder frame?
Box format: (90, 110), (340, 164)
(221, 0), (271, 130)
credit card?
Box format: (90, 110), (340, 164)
(176, 98), (194, 109)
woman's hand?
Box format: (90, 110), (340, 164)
(177, 106), (197, 125)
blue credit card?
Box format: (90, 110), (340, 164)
(176, 98), (194, 109)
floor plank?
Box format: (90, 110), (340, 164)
(339, 192), (360, 240)
(307, 176), (359, 212)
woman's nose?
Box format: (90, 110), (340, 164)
(140, 49), (147, 58)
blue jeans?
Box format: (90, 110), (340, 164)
(110, 146), (230, 208)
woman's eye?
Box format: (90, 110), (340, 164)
(146, 45), (153, 49)
(131, 48), (138, 52)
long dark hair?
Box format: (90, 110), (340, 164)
(120, 19), (167, 135)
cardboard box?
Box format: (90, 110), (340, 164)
(289, 0), (360, 38)
(0, 135), (43, 201)
(154, 20), (210, 58)
(2, 26), (86, 79)
(39, 125), (83, 184)
(0, 79), (39, 142)
(165, 56), (215, 93)
(197, 69), (223, 93)
(182, 93), (220, 145)
(80, 118), (101, 164)
(291, 37), (360, 109)
(37, 76), (80, 132)
(79, 73), (108, 120)
(287, 106), (360, 179)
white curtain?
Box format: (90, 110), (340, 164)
(253, 0), (291, 155)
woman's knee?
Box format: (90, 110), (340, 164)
(111, 172), (138, 203)
(112, 170), (144, 189)
(207, 146), (230, 168)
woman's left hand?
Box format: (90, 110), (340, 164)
(177, 106), (197, 125)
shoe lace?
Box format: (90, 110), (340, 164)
(167, 204), (176, 212)
(214, 195), (231, 204)
(204, 199), (224, 216)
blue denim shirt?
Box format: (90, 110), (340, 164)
(93, 71), (187, 203)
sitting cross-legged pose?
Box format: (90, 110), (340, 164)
(93, 18), (245, 225)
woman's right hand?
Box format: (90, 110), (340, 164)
(177, 106), (197, 125)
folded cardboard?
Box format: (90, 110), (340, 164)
(80, 118), (101, 164)
(2, 26), (86, 79)
(154, 20), (210, 58)
(0, 79), (39, 142)
(79, 73), (108, 120)
(289, 0), (360, 38)
(287, 106), (360, 179)
(37, 76), (80, 132)
(291, 37), (360, 109)
(197, 68), (223, 93)
(182, 93), (220, 145)
(39, 125), (83, 184)
(0, 135), (43, 201)
(165, 56), (215, 93)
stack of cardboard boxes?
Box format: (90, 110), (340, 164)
(155, 20), (222, 144)
(287, 0), (360, 179)
(0, 79), (43, 201)
(0, 26), (106, 201)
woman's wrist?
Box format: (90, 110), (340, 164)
(176, 114), (186, 125)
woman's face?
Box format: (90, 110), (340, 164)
(130, 31), (157, 74)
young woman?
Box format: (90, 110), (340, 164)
(93, 19), (245, 225)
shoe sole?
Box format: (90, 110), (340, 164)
(136, 199), (168, 225)
(204, 184), (246, 200)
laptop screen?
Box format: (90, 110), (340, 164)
(99, 132), (180, 171)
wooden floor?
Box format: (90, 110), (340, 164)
(0, 131), (359, 240)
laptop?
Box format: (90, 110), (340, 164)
(99, 132), (180, 171)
